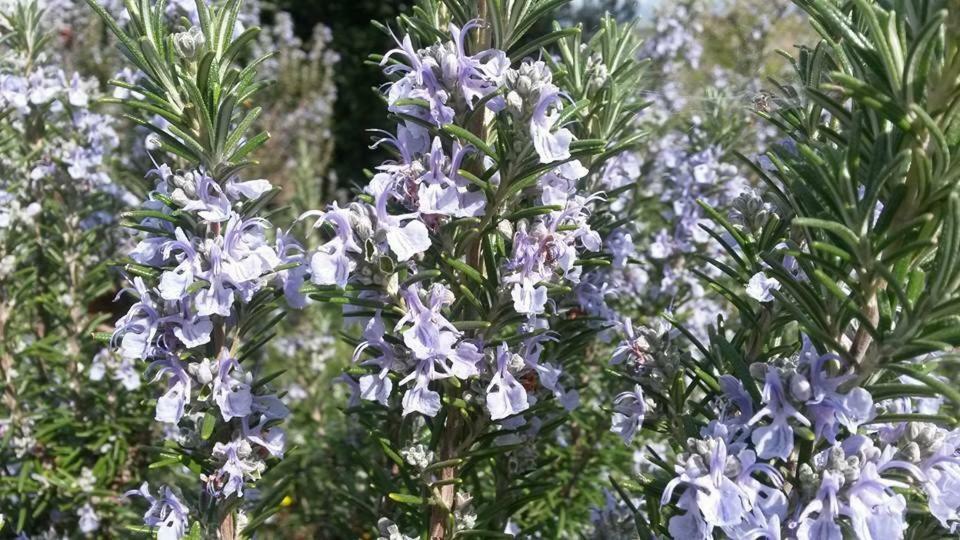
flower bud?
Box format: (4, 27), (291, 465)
(145, 133), (161, 150)
(173, 27), (205, 60)
(190, 358), (214, 385)
(789, 373), (812, 401)
(506, 90), (523, 114)
(901, 441), (921, 463)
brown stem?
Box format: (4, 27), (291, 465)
(850, 278), (881, 367)
(429, 408), (461, 539)
(218, 512), (235, 540)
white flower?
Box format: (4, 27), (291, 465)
(746, 272), (781, 303)
(76, 467), (97, 492)
(77, 503), (100, 534)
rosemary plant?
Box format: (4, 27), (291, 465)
(86, 0), (316, 536)
(610, 1), (960, 538)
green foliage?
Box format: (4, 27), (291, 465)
(615, 0), (960, 536)
(0, 2), (154, 536)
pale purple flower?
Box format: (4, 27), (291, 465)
(399, 361), (442, 417)
(149, 356), (191, 424)
(418, 138), (486, 218)
(605, 227), (636, 269)
(648, 229), (674, 260)
(126, 483), (189, 540)
(723, 451), (787, 538)
(382, 32), (453, 126)
(62, 71), (89, 106)
(248, 420), (288, 458)
(531, 87), (573, 164)
(845, 461), (908, 539)
(662, 441), (750, 531)
(209, 438), (263, 498)
(113, 278), (161, 361)
(158, 229), (201, 301)
(368, 173), (432, 261)
(274, 231), (310, 308)
(503, 224), (559, 315)
(510, 278), (548, 315)
(486, 343), (529, 420)
(662, 435), (782, 537)
(381, 22), (507, 128)
(800, 338), (875, 441)
(443, 21), (508, 109)
(610, 319), (650, 366)
(359, 369), (393, 406)
(166, 309), (213, 349)
(355, 312), (400, 406)
(795, 437), (920, 539)
(77, 503), (100, 534)
(309, 203), (362, 288)
(610, 385), (646, 443)
(795, 471), (843, 540)
(213, 353), (253, 421)
(224, 177), (272, 200)
(398, 332), (482, 418)
(918, 428), (960, 530)
(748, 369), (810, 460)
(539, 161), (587, 207)
(396, 283), (457, 358)
(718, 374), (754, 422)
(391, 285), (483, 417)
(515, 322), (577, 410)
(730, 498), (785, 540)
(194, 245), (235, 317)
(172, 170), (231, 222)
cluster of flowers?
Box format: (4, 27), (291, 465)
(570, 4), (758, 342)
(0, 5), (146, 534)
(637, 2), (703, 124)
(44, 0), (348, 533)
(89, 347), (141, 391)
(621, 336), (960, 538)
(576, 1), (795, 349)
(113, 162), (309, 517)
(311, 22), (594, 425)
(574, 141), (747, 350)
(0, 53), (128, 203)
(604, 146), (747, 329)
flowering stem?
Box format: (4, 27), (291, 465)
(429, 11), (496, 536)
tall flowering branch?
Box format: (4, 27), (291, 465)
(301, 2), (645, 537)
(87, 1), (313, 537)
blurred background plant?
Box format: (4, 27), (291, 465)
(0, 2), (152, 536)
